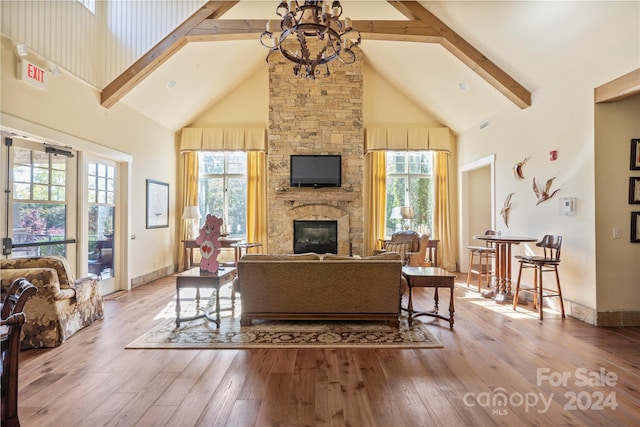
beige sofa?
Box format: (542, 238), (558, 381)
(0, 256), (104, 348)
(235, 252), (404, 327)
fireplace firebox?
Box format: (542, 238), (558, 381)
(293, 220), (338, 254)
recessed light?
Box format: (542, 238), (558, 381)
(166, 80), (176, 89)
(458, 82), (469, 91)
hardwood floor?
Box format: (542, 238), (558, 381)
(16, 274), (640, 426)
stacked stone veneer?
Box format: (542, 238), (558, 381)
(267, 51), (364, 255)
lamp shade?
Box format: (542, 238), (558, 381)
(182, 205), (201, 220)
(400, 206), (415, 219)
(390, 207), (402, 220)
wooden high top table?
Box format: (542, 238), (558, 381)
(473, 235), (537, 302)
(402, 266), (456, 328)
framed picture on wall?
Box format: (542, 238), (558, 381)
(146, 179), (169, 229)
(632, 212), (640, 243)
(630, 177), (640, 204)
(631, 138), (640, 170)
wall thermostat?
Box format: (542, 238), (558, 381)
(560, 197), (576, 216)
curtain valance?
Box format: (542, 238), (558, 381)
(180, 128), (267, 152)
(364, 127), (452, 153)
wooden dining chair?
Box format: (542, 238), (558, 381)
(466, 230), (497, 292)
(512, 235), (565, 320)
(1, 278), (38, 427)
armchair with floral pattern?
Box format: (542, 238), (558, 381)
(0, 256), (104, 348)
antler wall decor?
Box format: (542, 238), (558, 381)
(501, 192), (514, 227)
(513, 157), (529, 180)
(533, 177), (560, 205)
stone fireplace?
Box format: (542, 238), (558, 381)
(293, 220), (338, 254)
(267, 49), (364, 255)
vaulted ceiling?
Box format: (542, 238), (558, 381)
(103, 1), (639, 134)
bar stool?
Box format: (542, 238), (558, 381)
(512, 235), (565, 320)
(466, 230), (497, 292)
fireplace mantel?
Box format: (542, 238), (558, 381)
(274, 191), (358, 203)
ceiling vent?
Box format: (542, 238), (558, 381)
(480, 120), (490, 131)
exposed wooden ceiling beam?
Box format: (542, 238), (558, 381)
(100, 1), (238, 108)
(185, 19), (441, 43)
(387, 0), (531, 109)
(101, 1), (530, 110)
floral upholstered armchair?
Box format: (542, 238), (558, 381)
(0, 256), (104, 348)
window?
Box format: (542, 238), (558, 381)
(198, 152), (247, 238)
(88, 161), (115, 279)
(385, 151), (434, 236)
(78, 0), (95, 14)
(11, 145), (70, 257)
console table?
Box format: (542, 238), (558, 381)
(174, 267), (237, 327)
(181, 238), (242, 271)
(402, 266), (456, 328)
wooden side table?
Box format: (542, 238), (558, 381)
(174, 267), (237, 327)
(402, 266), (456, 328)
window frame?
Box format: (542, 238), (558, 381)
(385, 151), (434, 236)
(198, 151), (247, 238)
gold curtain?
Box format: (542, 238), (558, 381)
(434, 151), (455, 271)
(178, 151), (199, 271)
(364, 151), (387, 256)
(247, 151), (267, 253)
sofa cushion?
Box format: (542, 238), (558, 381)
(322, 252), (402, 261)
(322, 254), (357, 261)
(362, 252), (402, 261)
(240, 253), (321, 261)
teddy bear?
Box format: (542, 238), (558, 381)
(195, 214), (223, 272)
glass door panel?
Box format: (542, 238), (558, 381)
(8, 140), (76, 261)
(88, 160), (116, 292)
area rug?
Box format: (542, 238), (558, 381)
(125, 316), (442, 350)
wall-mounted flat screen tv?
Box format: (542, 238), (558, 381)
(290, 154), (342, 188)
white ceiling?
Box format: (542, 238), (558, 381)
(119, 1), (640, 134)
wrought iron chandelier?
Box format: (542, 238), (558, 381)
(259, 1), (362, 79)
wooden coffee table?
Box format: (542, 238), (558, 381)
(174, 267), (237, 327)
(402, 266), (456, 328)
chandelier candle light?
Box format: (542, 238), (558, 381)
(260, 0), (362, 79)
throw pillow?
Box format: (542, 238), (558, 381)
(384, 241), (412, 261)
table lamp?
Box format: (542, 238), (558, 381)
(182, 206), (201, 240)
(400, 206), (415, 230)
(390, 207), (403, 231)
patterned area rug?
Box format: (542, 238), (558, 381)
(126, 286), (442, 349)
(126, 316), (442, 349)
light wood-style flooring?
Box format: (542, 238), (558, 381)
(16, 274), (640, 426)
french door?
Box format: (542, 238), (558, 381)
(2, 136), (78, 265)
(87, 158), (117, 293)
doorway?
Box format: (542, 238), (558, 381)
(1, 135), (78, 265)
(459, 154), (495, 272)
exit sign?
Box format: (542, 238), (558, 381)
(18, 59), (48, 91)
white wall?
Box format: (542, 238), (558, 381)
(363, 62), (443, 128)
(1, 35), (177, 290)
(457, 33), (640, 315)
